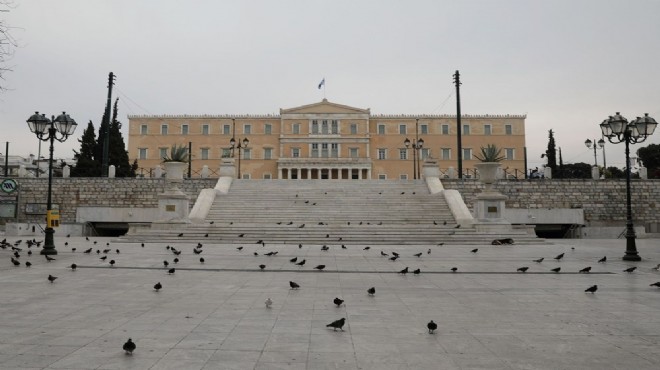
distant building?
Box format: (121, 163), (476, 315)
(127, 99), (526, 179)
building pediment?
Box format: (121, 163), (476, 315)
(280, 99), (370, 115)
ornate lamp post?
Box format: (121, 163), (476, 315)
(600, 112), (657, 261)
(403, 137), (424, 179)
(26, 112), (77, 255)
(229, 137), (249, 179)
(584, 138), (605, 167)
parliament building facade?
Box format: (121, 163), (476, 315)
(127, 99), (526, 180)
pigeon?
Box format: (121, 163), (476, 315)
(11, 258), (19, 266)
(86, 237), (89, 241)
(264, 251), (277, 256)
(45, 255), (56, 262)
(256, 240), (263, 244)
(238, 234), (245, 237)
(517, 267), (529, 273)
(154, 282), (162, 291)
(204, 234), (208, 238)
(27, 250), (32, 256)
(141, 243), (145, 248)
(585, 285), (598, 293)
(391, 252), (399, 257)
(554, 253), (564, 261)
(363, 246), (371, 250)
(598, 256), (607, 263)
(451, 267), (458, 272)
(254, 252), (259, 256)
(427, 320), (438, 334)
(177, 233), (183, 237)
(236, 246), (243, 251)
(367, 287), (375, 295)
(25, 261), (32, 268)
(71, 247), (76, 252)
(333, 297), (344, 307)
(109, 260), (116, 267)
(399, 267), (409, 274)
(289, 281), (300, 289)
(455, 224), (461, 229)
(437, 242), (445, 246)
(579, 266), (592, 273)
(259, 264), (266, 270)
(433, 221), (438, 225)
(100, 256), (108, 261)
(299, 244), (303, 248)
(414, 253), (422, 258)
(314, 265), (326, 271)
(551, 267), (561, 273)
(173, 258), (179, 264)
(123, 338), (136, 355)
(48, 274), (57, 283)
(70, 263), (77, 270)
(427, 248), (432, 255)
(210, 221), (214, 224)
(199, 257), (205, 263)
(193, 249), (202, 255)
(103, 249), (111, 254)
(298, 224), (305, 228)
(326, 318), (346, 331)
(624, 267), (637, 273)
(470, 248), (479, 254)
(65, 242), (69, 246)
(296, 259), (306, 266)
(168, 268), (175, 274)
(389, 256), (399, 261)
(265, 298), (273, 308)
(341, 245), (347, 249)
(650, 282), (660, 288)
(290, 257), (298, 263)
(163, 261), (169, 267)
(413, 268), (421, 275)
(320, 245), (329, 251)
(533, 258), (544, 263)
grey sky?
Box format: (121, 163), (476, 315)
(2, 0), (659, 170)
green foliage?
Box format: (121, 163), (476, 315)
(603, 166), (625, 179)
(162, 145), (189, 162)
(637, 144), (660, 179)
(474, 144), (505, 162)
(545, 129), (557, 170)
(556, 162), (592, 179)
(108, 98), (135, 177)
(71, 120), (101, 177)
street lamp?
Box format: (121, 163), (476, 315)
(403, 137), (424, 179)
(584, 138), (605, 167)
(26, 111), (77, 255)
(229, 136), (249, 179)
(600, 112), (657, 261)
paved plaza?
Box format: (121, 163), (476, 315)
(1, 236), (660, 369)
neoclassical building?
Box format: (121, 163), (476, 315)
(127, 99), (526, 179)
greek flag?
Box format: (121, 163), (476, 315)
(318, 78), (325, 89)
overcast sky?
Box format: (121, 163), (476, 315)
(2, 0), (659, 170)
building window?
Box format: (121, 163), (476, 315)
(140, 125), (148, 135)
(463, 148), (472, 160)
(505, 148), (515, 160)
(292, 148), (300, 158)
(181, 124), (189, 135)
(222, 148), (232, 158)
(159, 147), (168, 160)
(243, 148), (251, 160)
(312, 120), (319, 134)
(441, 124), (449, 135)
(138, 148), (148, 160)
(264, 148), (273, 160)
(321, 120), (329, 134)
(331, 143), (338, 158)
(400, 174), (408, 180)
(223, 124), (230, 135)
(201, 148), (209, 160)
(378, 174), (387, 180)
(399, 148), (408, 160)
(350, 123), (357, 134)
(399, 124), (407, 135)
(293, 123), (300, 134)
(378, 124), (385, 135)
(263, 173), (272, 179)
(331, 120), (338, 134)
(311, 143), (319, 157)
(242, 173), (250, 179)
(161, 125), (168, 135)
(378, 148), (387, 160)
(441, 148), (451, 160)
(265, 124), (272, 135)
(484, 124), (491, 136)
(202, 124), (209, 135)
(505, 124), (513, 135)
(244, 124), (251, 135)
(321, 143), (329, 158)
(420, 124), (429, 134)
(421, 148), (430, 160)
(349, 148), (358, 158)
(462, 124), (470, 135)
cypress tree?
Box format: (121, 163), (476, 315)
(108, 98), (135, 177)
(545, 129), (557, 171)
(71, 121), (101, 177)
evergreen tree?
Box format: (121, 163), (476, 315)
(95, 107), (109, 174)
(71, 120), (101, 177)
(544, 129), (558, 171)
(109, 98), (135, 177)
(637, 144), (660, 179)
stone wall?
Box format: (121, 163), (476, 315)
(2, 177), (659, 228)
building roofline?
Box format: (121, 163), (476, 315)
(128, 113), (527, 119)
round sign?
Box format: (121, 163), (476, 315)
(0, 178), (18, 194)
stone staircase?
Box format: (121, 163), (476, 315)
(129, 179), (542, 245)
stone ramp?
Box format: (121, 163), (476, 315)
(128, 179), (542, 245)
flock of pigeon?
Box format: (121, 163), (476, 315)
(4, 234), (660, 357)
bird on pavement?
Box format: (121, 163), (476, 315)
(554, 253), (564, 261)
(236, 246), (243, 251)
(154, 282), (162, 291)
(163, 260), (169, 267)
(321, 245), (329, 251)
(585, 285), (598, 293)
(48, 274), (57, 283)
(517, 267), (529, 273)
(70, 263), (77, 270)
(238, 234), (245, 237)
(45, 255), (56, 262)
(533, 258), (544, 263)
(177, 233), (183, 237)
(314, 265), (326, 271)
(290, 257), (298, 263)
(123, 338), (136, 355)
(173, 258), (179, 264)
(624, 267), (637, 273)
(579, 266), (592, 273)
(333, 297), (344, 307)
(551, 267), (561, 273)
(380, 251), (388, 256)
(25, 261), (32, 268)
(650, 282), (660, 288)
(109, 260), (115, 267)
(199, 257), (205, 263)
(367, 287), (375, 296)
(326, 318), (346, 331)
(427, 248), (432, 255)
(363, 246), (371, 250)
(193, 249), (202, 255)
(168, 268), (175, 274)
(455, 224), (461, 229)
(259, 264), (266, 270)
(391, 252), (399, 257)
(296, 259), (306, 266)
(84, 248), (92, 254)
(399, 267), (409, 274)
(598, 256), (607, 263)
(265, 298), (273, 308)
(11, 258), (19, 266)
(471, 248), (478, 253)
(100, 256), (108, 261)
(427, 320), (438, 334)
(289, 281), (300, 289)
(413, 268), (421, 275)
(414, 253), (422, 258)
(451, 267), (458, 272)
(341, 245), (347, 249)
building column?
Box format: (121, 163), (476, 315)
(367, 168), (371, 179)
(278, 167), (283, 179)
(296, 167), (301, 180)
(338, 168), (343, 180)
(357, 168), (362, 180)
